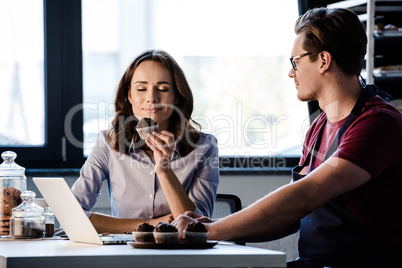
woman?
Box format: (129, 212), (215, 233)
(72, 50), (219, 234)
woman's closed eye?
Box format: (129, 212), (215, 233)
(136, 87), (169, 92)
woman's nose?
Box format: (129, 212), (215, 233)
(146, 88), (158, 103)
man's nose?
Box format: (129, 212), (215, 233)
(288, 68), (295, 78)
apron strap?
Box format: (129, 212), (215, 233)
(322, 84), (378, 162)
(300, 84), (379, 168)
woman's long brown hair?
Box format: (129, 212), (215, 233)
(107, 49), (200, 156)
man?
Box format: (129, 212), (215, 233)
(172, 8), (402, 267)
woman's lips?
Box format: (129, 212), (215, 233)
(143, 107), (163, 113)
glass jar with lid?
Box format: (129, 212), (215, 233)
(0, 151), (27, 236)
(44, 207), (55, 237)
(10, 191), (45, 239)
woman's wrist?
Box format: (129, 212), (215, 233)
(155, 164), (174, 177)
(155, 156), (172, 173)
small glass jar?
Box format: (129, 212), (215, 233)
(0, 151), (27, 236)
(44, 207), (55, 237)
(10, 191), (45, 239)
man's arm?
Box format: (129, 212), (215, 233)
(175, 157), (371, 242)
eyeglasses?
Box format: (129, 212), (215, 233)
(289, 52), (312, 71)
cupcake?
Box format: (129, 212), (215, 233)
(184, 221), (209, 243)
(133, 222), (155, 242)
(153, 222), (178, 244)
(136, 118), (158, 139)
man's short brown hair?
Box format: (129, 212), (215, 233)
(295, 8), (367, 76)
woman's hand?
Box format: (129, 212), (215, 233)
(146, 131), (196, 218)
(145, 130), (175, 173)
(180, 211), (215, 224)
(147, 214), (174, 226)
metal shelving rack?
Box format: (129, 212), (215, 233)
(328, 0), (402, 100)
(327, 0), (375, 83)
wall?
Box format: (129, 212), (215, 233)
(218, 174), (299, 261)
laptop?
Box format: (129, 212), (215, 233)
(33, 177), (134, 245)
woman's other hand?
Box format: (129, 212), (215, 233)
(147, 213), (174, 226)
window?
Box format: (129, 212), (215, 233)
(0, 0), (44, 146)
(0, 0), (308, 169)
(82, 0), (309, 167)
(0, 0), (83, 168)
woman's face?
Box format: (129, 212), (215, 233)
(128, 60), (177, 131)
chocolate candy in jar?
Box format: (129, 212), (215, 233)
(44, 207), (55, 237)
(0, 151), (27, 236)
(10, 191), (45, 239)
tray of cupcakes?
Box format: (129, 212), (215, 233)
(128, 222), (217, 249)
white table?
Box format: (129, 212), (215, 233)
(0, 239), (286, 268)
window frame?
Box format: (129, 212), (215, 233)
(1, 0), (307, 170)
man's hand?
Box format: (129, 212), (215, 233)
(172, 211), (215, 239)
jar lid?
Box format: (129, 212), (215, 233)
(12, 191), (44, 217)
(0, 151), (25, 176)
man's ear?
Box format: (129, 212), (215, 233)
(319, 51), (332, 73)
